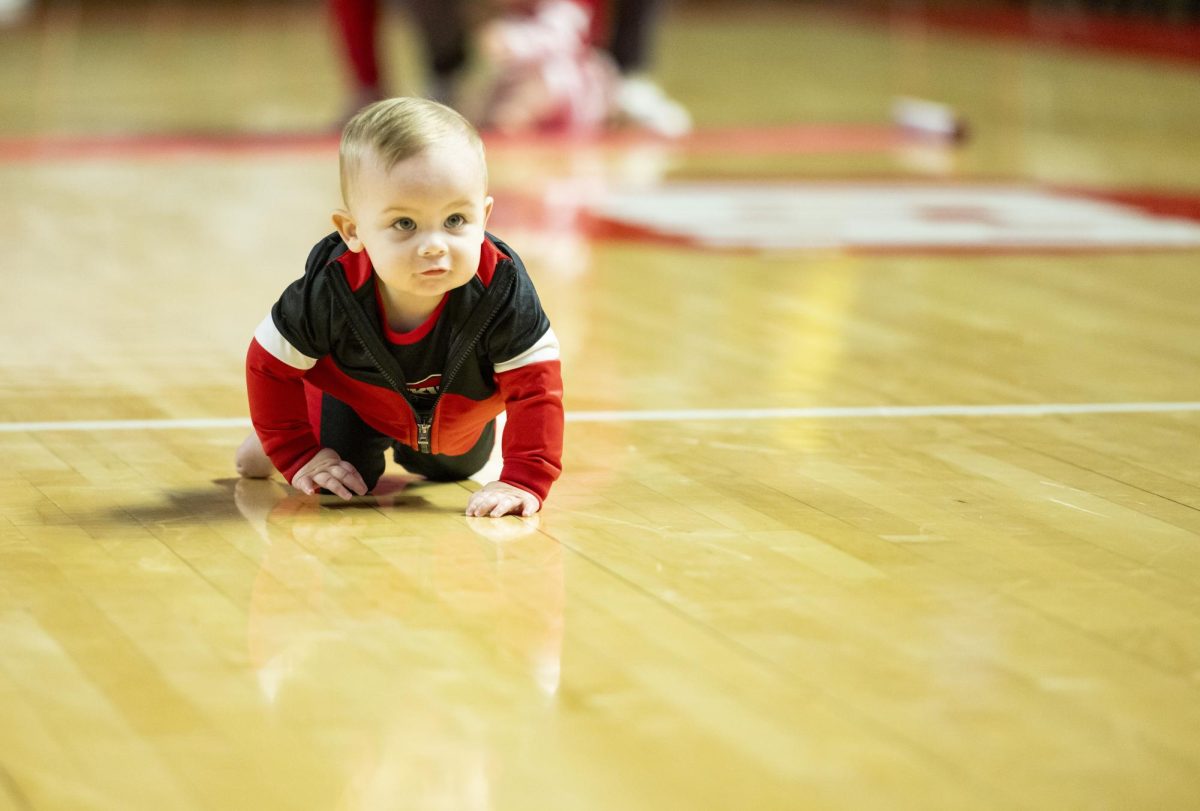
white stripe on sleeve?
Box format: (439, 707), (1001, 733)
(254, 313), (319, 370)
(494, 327), (560, 373)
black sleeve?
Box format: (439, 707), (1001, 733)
(484, 248), (552, 365)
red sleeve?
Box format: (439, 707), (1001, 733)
(495, 360), (564, 505)
(246, 339), (321, 483)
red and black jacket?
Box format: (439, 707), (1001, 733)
(246, 231), (563, 503)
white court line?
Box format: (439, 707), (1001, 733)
(0, 401), (1198, 433)
(566, 402), (1200, 422)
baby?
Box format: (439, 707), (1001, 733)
(237, 97), (563, 517)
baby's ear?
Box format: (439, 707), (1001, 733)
(482, 196), (494, 228)
(331, 209), (364, 252)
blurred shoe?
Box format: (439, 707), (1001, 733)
(615, 75), (692, 138)
(891, 96), (968, 143)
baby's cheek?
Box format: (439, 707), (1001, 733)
(459, 245), (482, 268)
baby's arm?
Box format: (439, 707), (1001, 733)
(478, 261), (564, 516)
(476, 354), (563, 517)
(247, 331), (365, 500)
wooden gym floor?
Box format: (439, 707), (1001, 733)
(1, 1), (1199, 809)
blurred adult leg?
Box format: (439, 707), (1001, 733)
(406, 0), (470, 103)
(602, 0), (691, 135)
(330, 0), (385, 107)
(605, 0), (661, 74)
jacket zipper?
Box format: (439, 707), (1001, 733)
(337, 264), (516, 455)
(415, 271), (515, 453)
(328, 270), (431, 451)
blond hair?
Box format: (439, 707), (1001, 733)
(339, 97), (487, 204)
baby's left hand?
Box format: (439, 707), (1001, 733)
(466, 481), (540, 518)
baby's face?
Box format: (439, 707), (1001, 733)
(346, 140), (493, 306)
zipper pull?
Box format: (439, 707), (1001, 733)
(417, 420), (432, 454)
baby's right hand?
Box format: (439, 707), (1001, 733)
(292, 448), (368, 499)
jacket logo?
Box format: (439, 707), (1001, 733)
(406, 374), (442, 397)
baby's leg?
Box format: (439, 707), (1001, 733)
(235, 433), (276, 479)
(392, 420), (495, 482)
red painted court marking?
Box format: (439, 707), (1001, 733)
(0, 131), (342, 163)
(0, 123), (908, 164)
(1078, 188), (1200, 224)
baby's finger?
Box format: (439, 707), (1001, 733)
(501, 492), (536, 518)
(467, 493), (498, 517)
(293, 472), (318, 496)
(489, 495), (523, 518)
(332, 462), (369, 496)
(315, 470), (355, 500)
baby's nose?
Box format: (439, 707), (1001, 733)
(419, 235), (448, 255)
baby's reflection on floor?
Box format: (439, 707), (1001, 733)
(230, 475), (565, 809)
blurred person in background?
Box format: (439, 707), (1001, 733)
(472, 0), (618, 133)
(328, 0), (690, 135)
(601, 0), (692, 135)
(330, 0), (470, 114)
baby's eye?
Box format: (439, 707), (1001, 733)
(445, 213), (466, 229)
(392, 217), (416, 231)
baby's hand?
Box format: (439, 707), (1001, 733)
(466, 481), (540, 518)
(292, 448), (368, 499)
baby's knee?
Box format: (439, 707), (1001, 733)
(235, 433), (275, 479)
